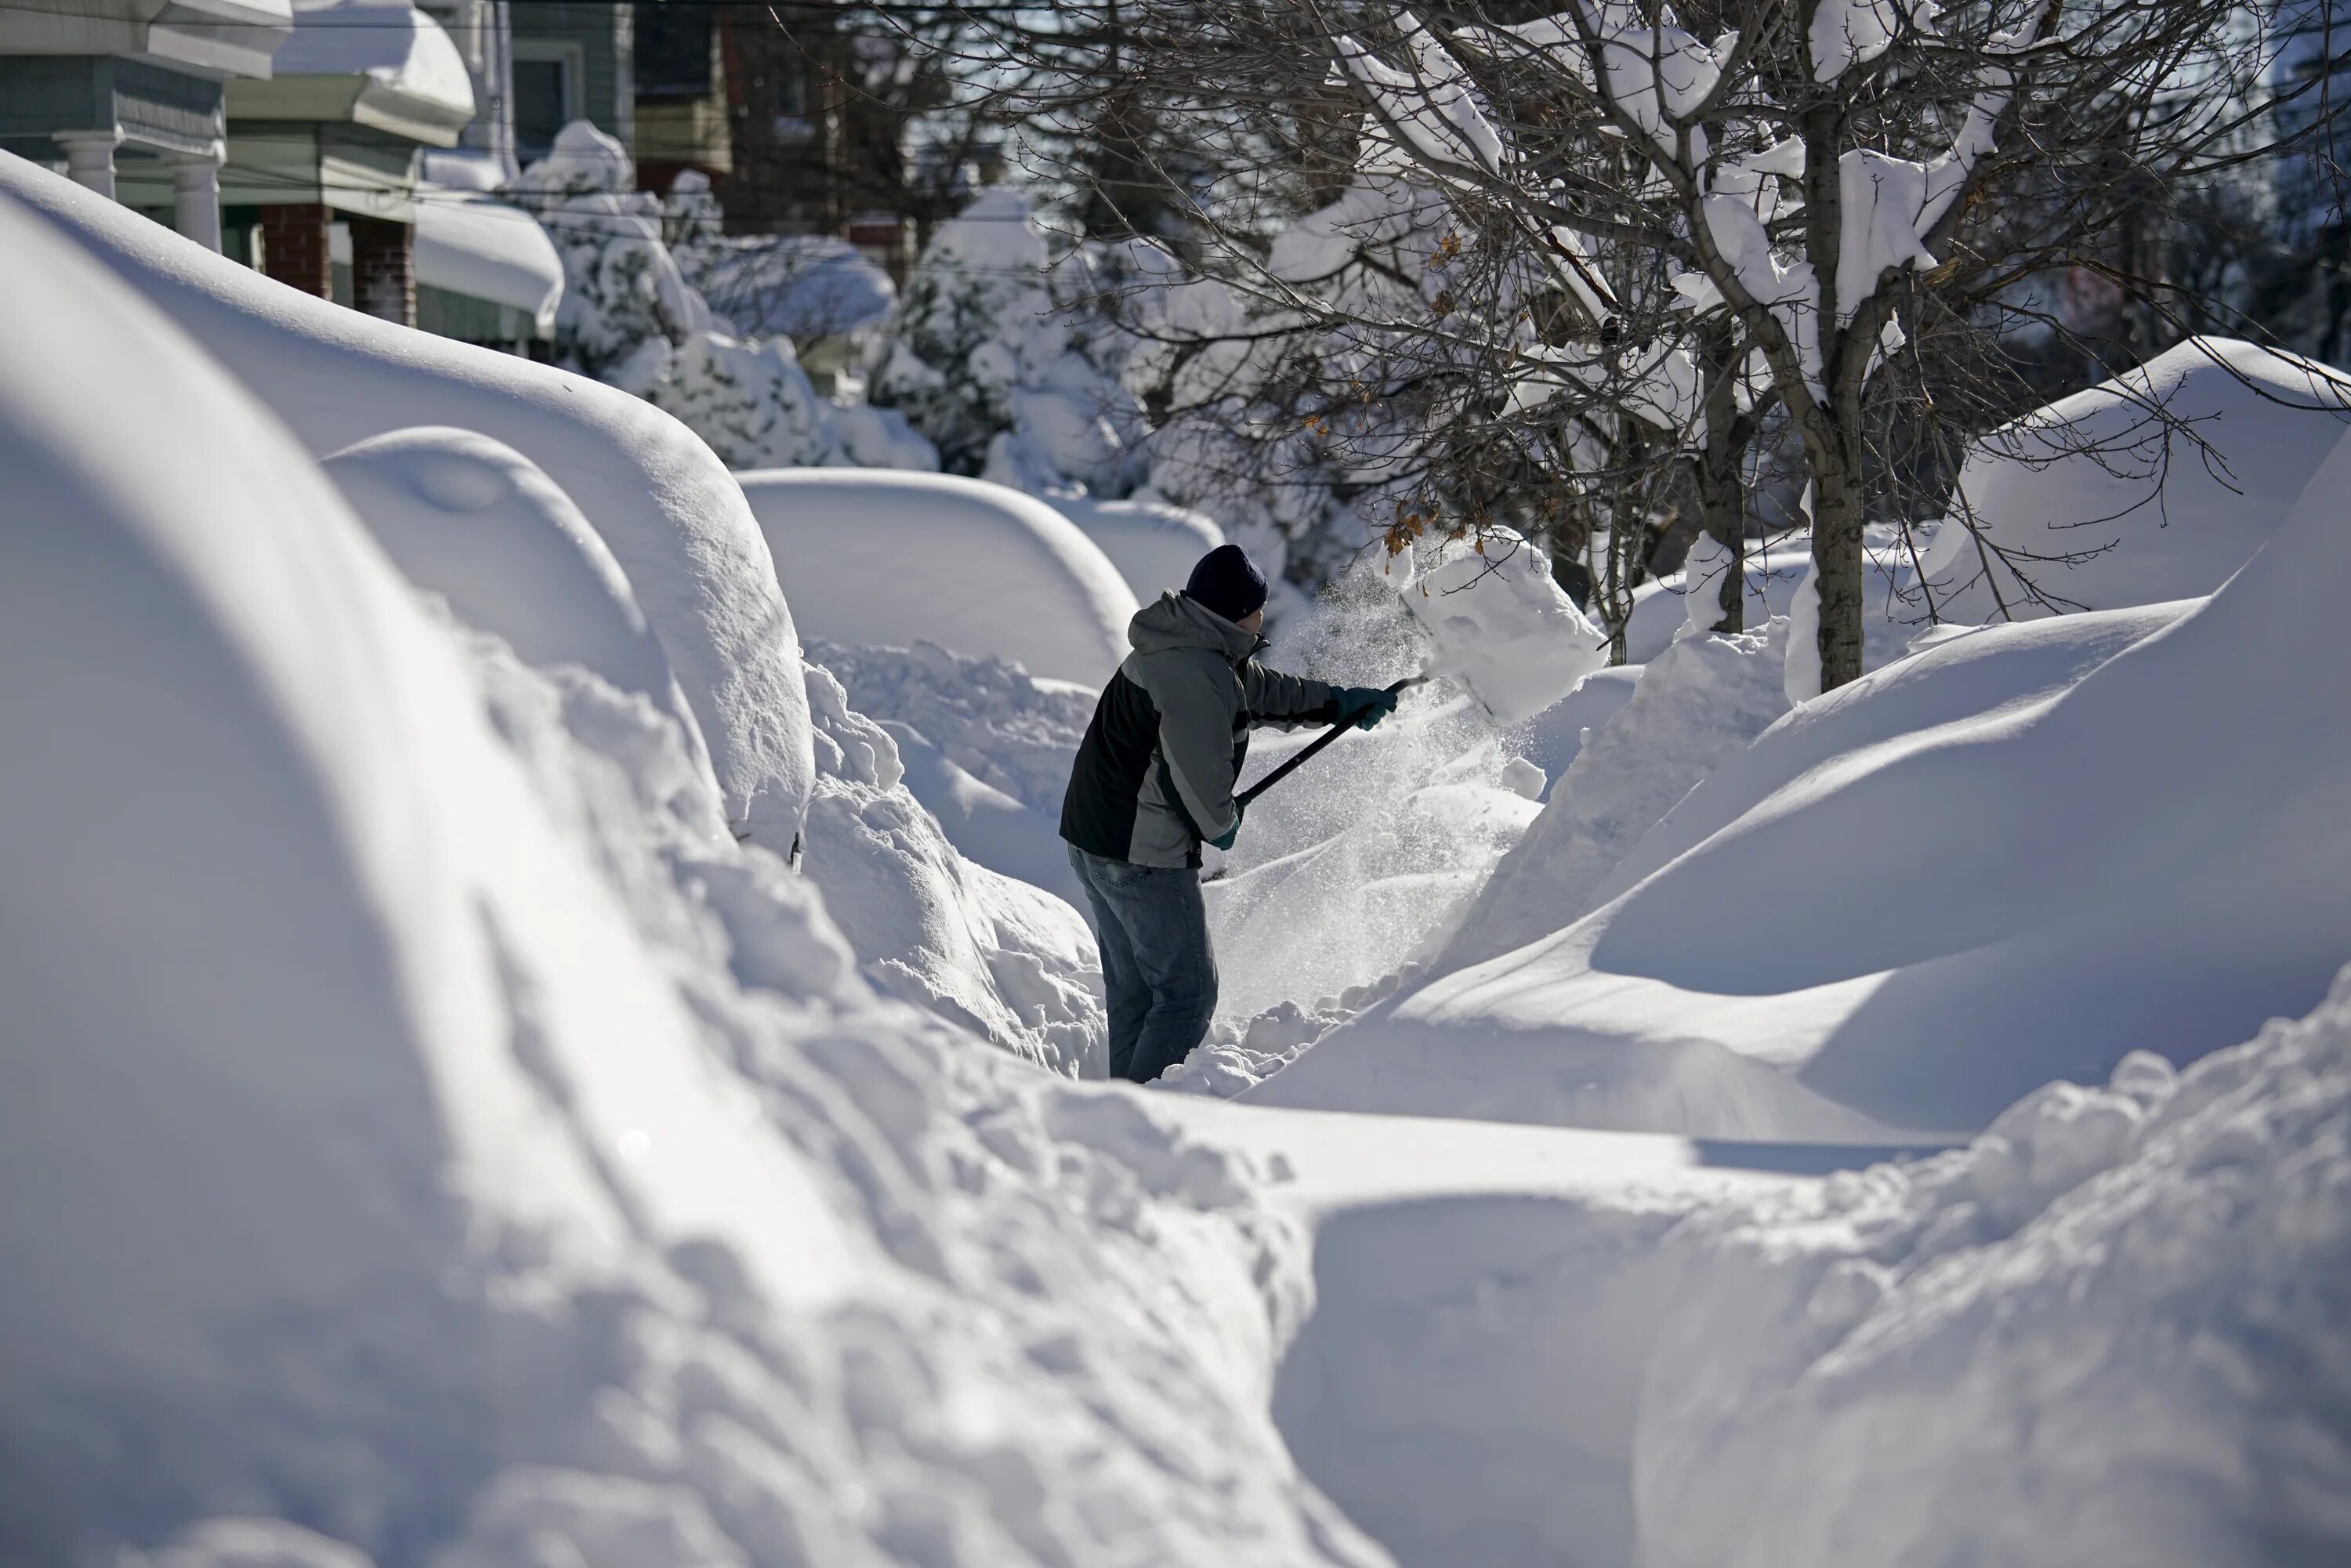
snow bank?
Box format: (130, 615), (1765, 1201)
(1919, 336), (2351, 621)
(1274, 453), (2349, 1142)
(0, 153), (814, 851)
(1050, 492), (1226, 602)
(808, 639), (1095, 815)
(2, 189), (1384, 1568)
(1637, 966), (2351, 1567)
(798, 666), (1104, 1074)
(321, 425), (722, 806)
(0, 198), (853, 1553)
(739, 468), (1140, 685)
(1439, 620), (1794, 972)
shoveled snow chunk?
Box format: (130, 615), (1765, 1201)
(1383, 527), (1607, 724)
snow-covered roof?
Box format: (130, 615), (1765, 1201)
(412, 186), (563, 331)
(255, 0), (475, 142)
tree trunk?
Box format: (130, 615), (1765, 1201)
(1810, 455), (1867, 690)
(1697, 462), (1746, 633)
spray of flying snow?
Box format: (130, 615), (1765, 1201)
(1200, 563), (1549, 1027)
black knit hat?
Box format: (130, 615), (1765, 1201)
(1183, 544), (1268, 625)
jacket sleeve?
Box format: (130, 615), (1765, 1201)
(1238, 661), (1339, 728)
(1153, 655), (1245, 839)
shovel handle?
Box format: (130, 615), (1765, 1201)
(1236, 675), (1426, 809)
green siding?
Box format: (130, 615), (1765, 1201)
(0, 55), (223, 159)
(511, 2), (632, 145)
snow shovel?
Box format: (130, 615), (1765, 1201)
(1237, 675), (1428, 808)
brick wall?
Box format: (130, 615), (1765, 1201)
(259, 203), (331, 298)
(349, 216), (415, 328)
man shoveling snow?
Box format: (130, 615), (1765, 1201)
(1061, 545), (1399, 1082)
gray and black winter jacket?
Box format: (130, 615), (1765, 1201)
(1060, 591), (1339, 868)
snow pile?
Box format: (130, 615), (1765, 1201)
(799, 665), (1106, 1074)
(1440, 619), (1793, 972)
(1638, 969), (2351, 1567)
(1918, 336), (2351, 621)
(802, 639), (1096, 909)
(806, 639), (1096, 816)
(739, 469), (1140, 686)
(0, 187), (1386, 1568)
(1, 152), (814, 852)
(1051, 493), (1226, 603)
(320, 425), (717, 789)
(1270, 420), (2351, 1139)
(1384, 527), (1609, 725)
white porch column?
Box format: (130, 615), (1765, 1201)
(53, 129), (123, 201)
(165, 145), (226, 252)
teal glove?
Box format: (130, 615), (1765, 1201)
(1335, 685), (1401, 731)
(1210, 799), (1244, 851)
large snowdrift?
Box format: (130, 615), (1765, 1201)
(0, 153), (815, 851)
(1263, 471), (2342, 1139)
(321, 425), (723, 812)
(740, 469), (1141, 686)
(1636, 966), (2351, 1567)
(0, 193), (1384, 1568)
(1918, 336), (2351, 622)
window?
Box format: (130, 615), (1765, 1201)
(510, 41), (585, 160)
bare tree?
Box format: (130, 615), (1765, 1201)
(982, 0), (2344, 690)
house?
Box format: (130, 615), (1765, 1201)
(713, 7), (941, 280)
(631, 0), (730, 192)
(0, 0), (292, 250)
(508, 0), (630, 164)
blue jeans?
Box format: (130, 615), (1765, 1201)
(1067, 844), (1219, 1083)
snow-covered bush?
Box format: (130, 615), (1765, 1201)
(509, 121), (708, 379)
(514, 125), (937, 477)
(868, 187), (1147, 494)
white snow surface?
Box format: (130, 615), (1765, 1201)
(1, 187), (1385, 1568)
(1438, 617), (1796, 975)
(1635, 974), (2351, 1567)
(1918, 335), (2351, 621)
(798, 664), (1106, 1074)
(739, 468), (1141, 686)
(275, 0), (475, 122)
(1049, 493), (1226, 603)
(0, 154), (815, 852)
(1268, 467), (2349, 1139)
(412, 187), (564, 328)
